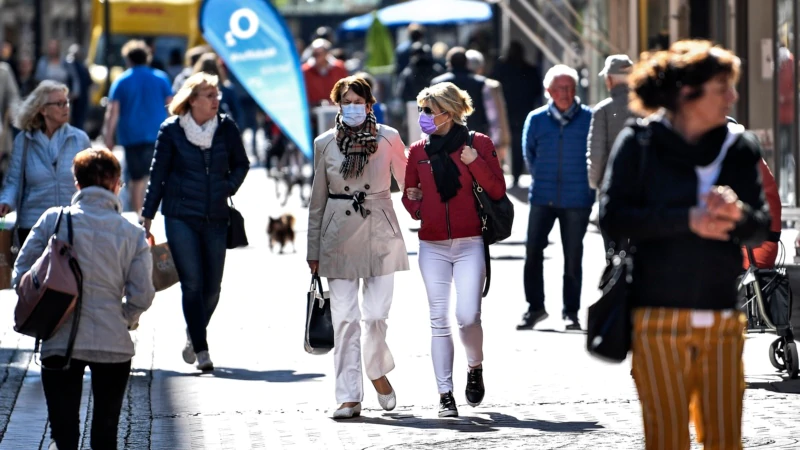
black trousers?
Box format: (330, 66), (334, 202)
(41, 356), (131, 450)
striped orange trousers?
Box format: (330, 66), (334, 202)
(631, 308), (746, 450)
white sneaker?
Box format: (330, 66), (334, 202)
(196, 351), (214, 371)
(332, 403), (361, 419)
(182, 335), (196, 364)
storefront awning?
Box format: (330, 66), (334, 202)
(338, 0), (493, 33)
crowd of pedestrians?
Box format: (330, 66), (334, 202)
(0, 23), (783, 450)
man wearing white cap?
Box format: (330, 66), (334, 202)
(586, 55), (635, 255)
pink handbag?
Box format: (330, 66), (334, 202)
(14, 209), (83, 368)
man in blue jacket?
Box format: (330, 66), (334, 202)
(517, 65), (594, 331)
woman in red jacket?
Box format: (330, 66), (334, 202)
(743, 159), (782, 268)
(402, 82), (506, 417)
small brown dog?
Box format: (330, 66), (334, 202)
(267, 214), (296, 254)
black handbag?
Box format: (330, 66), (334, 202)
(304, 274), (334, 355)
(587, 250), (633, 362)
(586, 124), (651, 363)
(226, 198), (248, 249)
(468, 131), (514, 245)
(466, 131), (515, 297)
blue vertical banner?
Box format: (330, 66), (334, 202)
(200, 0), (312, 159)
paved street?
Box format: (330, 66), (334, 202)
(1, 167), (800, 449)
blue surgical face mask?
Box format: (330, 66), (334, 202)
(341, 104), (367, 127)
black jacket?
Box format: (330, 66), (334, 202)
(396, 57), (443, 102)
(142, 114), (250, 221)
(491, 59), (542, 128)
(431, 69), (489, 135)
(600, 120), (770, 310)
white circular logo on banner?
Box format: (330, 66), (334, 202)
(225, 8), (259, 46)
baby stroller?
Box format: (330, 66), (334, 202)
(738, 245), (798, 378)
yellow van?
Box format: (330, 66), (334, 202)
(85, 0), (205, 138)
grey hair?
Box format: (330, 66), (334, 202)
(13, 80), (69, 132)
(543, 64), (579, 99)
(465, 49), (485, 73)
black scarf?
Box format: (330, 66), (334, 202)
(424, 124), (468, 202)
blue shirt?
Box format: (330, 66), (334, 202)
(109, 66), (172, 146)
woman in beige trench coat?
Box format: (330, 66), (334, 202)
(307, 76), (409, 419)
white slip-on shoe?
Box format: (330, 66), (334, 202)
(182, 331), (196, 364)
(196, 351), (214, 371)
(376, 379), (396, 411)
(332, 403), (362, 419)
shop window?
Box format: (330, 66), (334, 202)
(640, 0), (670, 51)
(777, 0), (796, 206)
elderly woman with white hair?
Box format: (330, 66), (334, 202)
(0, 80), (91, 246)
(517, 64), (594, 332)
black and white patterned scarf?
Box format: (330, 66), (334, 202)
(335, 112), (378, 179)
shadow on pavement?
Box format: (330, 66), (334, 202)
(346, 411), (603, 434)
(507, 186), (529, 204)
(746, 375), (800, 394)
(145, 368), (325, 383)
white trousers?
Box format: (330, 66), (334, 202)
(419, 237), (485, 394)
(328, 273), (396, 403)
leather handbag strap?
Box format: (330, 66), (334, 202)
(465, 130), (492, 297)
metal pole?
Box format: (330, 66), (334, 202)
(34, 0), (43, 65)
(495, 1), (561, 65)
(104, 0), (111, 96)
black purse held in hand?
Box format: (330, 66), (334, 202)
(305, 274), (334, 355)
(467, 131), (515, 297)
(226, 198), (248, 249)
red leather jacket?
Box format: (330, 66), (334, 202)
(402, 132), (506, 241)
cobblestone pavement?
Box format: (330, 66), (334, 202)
(1, 169), (799, 449)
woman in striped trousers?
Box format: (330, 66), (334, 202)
(600, 40), (771, 450)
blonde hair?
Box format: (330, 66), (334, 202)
(168, 72), (220, 116)
(416, 82), (474, 126)
(13, 80), (69, 131)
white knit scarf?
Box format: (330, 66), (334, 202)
(179, 113), (219, 149)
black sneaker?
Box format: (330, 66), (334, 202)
(465, 368), (485, 407)
(564, 314), (581, 331)
(438, 391), (459, 417)
(516, 309), (549, 330)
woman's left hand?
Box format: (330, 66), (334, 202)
(705, 185), (743, 223)
(461, 146), (478, 165)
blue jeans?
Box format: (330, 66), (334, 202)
(523, 205), (590, 317)
(165, 217), (228, 353)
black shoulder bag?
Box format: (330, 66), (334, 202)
(467, 131), (515, 297)
(586, 126), (650, 363)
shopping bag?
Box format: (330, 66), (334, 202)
(148, 236), (180, 292)
(304, 274), (334, 355)
(0, 217), (14, 289)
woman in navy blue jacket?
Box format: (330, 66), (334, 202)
(142, 72), (250, 371)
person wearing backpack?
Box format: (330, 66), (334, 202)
(12, 148), (155, 450)
(401, 82), (505, 417)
